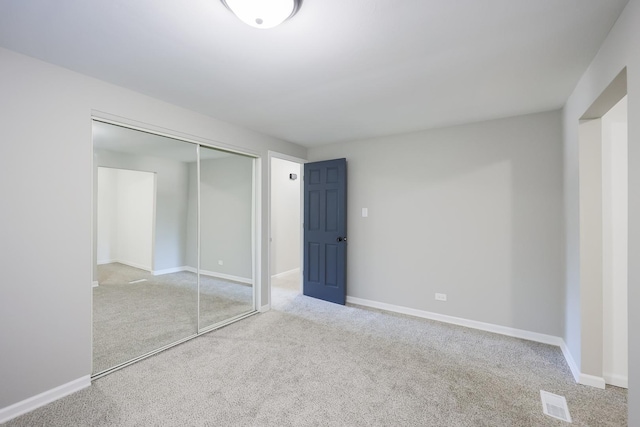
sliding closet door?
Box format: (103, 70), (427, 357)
(93, 121), (198, 374)
(198, 146), (255, 330)
(93, 122), (258, 376)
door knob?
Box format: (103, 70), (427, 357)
(337, 237), (347, 242)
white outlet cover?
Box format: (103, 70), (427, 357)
(218, 260), (224, 265)
(362, 208), (368, 217)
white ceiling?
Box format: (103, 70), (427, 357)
(0, 0), (629, 147)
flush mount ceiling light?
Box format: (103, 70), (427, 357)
(221, 0), (300, 29)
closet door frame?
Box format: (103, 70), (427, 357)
(90, 113), (261, 379)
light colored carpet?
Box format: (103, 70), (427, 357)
(271, 270), (301, 293)
(94, 263), (253, 373)
(8, 285), (626, 426)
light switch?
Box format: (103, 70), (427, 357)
(362, 208), (368, 217)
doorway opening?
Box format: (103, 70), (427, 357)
(268, 153), (304, 307)
(578, 68), (628, 389)
(96, 167), (156, 274)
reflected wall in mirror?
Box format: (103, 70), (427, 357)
(196, 146), (255, 329)
(97, 167), (155, 272)
(92, 121), (198, 374)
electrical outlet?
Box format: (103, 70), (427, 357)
(218, 260), (224, 266)
(435, 293), (447, 301)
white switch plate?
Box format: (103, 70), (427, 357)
(362, 208), (368, 217)
(435, 293), (447, 301)
(218, 260), (224, 265)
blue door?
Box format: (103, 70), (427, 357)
(303, 159), (347, 304)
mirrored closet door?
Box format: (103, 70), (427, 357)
(92, 121), (256, 376)
(198, 146), (255, 330)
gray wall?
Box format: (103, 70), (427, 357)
(96, 150), (192, 272)
(309, 110), (564, 337)
(0, 46), (305, 410)
(562, 0), (638, 423)
(186, 155), (254, 280)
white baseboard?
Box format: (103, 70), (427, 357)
(559, 340), (580, 383)
(98, 259), (151, 272)
(579, 373), (606, 389)
(116, 260), (152, 272)
(259, 303), (271, 312)
(183, 266), (253, 285)
(104, 263), (252, 284)
(558, 340), (606, 389)
(346, 296), (563, 346)
(0, 375), (90, 424)
(201, 269), (253, 284)
(92, 281), (99, 288)
(603, 373), (628, 389)
(271, 268), (300, 279)
(346, 296), (610, 390)
(153, 266), (188, 276)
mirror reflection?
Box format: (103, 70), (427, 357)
(198, 146), (255, 329)
(92, 121), (256, 375)
(93, 122), (199, 374)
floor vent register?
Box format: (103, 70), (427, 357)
(540, 390), (572, 423)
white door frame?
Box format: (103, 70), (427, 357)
(575, 68), (628, 389)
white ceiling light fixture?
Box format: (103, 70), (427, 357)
(221, 0), (300, 29)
